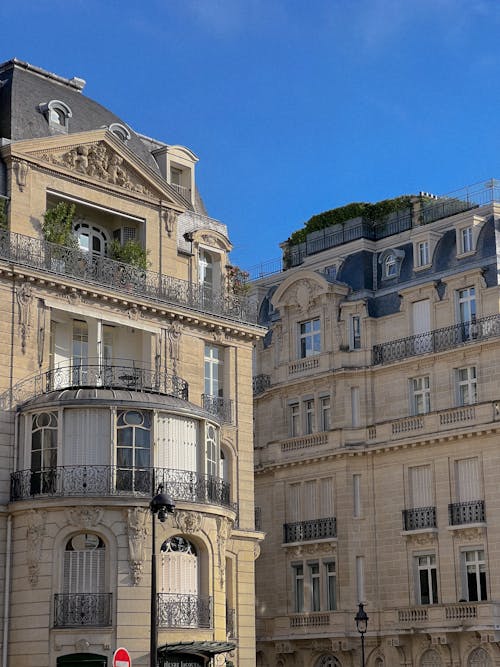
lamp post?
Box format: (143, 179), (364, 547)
(354, 603), (369, 667)
(150, 485), (176, 667)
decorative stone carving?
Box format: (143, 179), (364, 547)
(174, 510), (202, 534)
(27, 509), (47, 586)
(213, 329), (225, 344)
(37, 299), (46, 367)
(404, 531), (437, 547)
(67, 291), (83, 306)
(201, 233), (224, 249)
(66, 507), (103, 529)
(275, 641), (294, 654)
(453, 526), (485, 541)
(75, 639), (90, 652)
(167, 322), (182, 373)
(127, 306), (140, 321)
(216, 516), (233, 588)
(163, 209), (178, 236)
(37, 142), (156, 197)
(13, 160), (29, 191)
(125, 508), (150, 585)
(16, 282), (33, 353)
(285, 542), (336, 557)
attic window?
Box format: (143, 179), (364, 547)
(39, 100), (72, 133)
(379, 248), (405, 280)
(109, 123), (131, 142)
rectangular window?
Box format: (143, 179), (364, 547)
(304, 399), (315, 435)
(299, 318), (321, 358)
(411, 376), (430, 415)
(418, 241), (430, 266)
(293, 564), (304, 612)
(455, 457), (480, 502)
(325, 561), (337, 610)
(456, 366), (477, 406)
(290, 403), (300, 437)
(353, 474), (361, 517)
(416, 554), (438, 604)
(351, 387), (360, 427)
(463, 550), (487, 601)
(462, 227), (473, 253)
(356, 556), (365, 603)
(320, 396), (331, 431)
(351, 315), (361, 349)
(310, 563), (320, 611)
(457, 287), (477, 336)
(204, 344), (223, 397)
(409, 465), (433, 508)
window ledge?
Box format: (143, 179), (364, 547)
(401, 527), (438, 537)
(447, 522), (486, 532)
(282, 536), (337, 549)
(414, 263), (432, 272)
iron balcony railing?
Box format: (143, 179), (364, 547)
(10, 465), (231, 508)
(402, 506), (437, 531)
(253, 374), (271, 396)
(157, 593), (212, 628)
(373, 314), (500, 365)
(201, 394), (234, 424)
(283, 517), (337, 543)
(53, 593), (112, 627)
(0, 230), (257, 324)
(449, 500), (485, 525)
(3, 359), (188, 409)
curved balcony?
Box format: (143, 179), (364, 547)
(157, 593), (212, 628)
(10, 466), (231, 508)
(4, 360), (188, 408)
(53, 593), (112, 628)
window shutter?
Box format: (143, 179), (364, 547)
(304, 480), (317, 520)
(157, 415), (198, 471)
(287, 484), (301, 522)
(456, 458), (480, 501)
(63, 409), (110, 465)
(409, 465), (433, 508)
(320, 477), (335, 517)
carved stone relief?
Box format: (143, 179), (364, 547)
(37, 298), (47, 367)
(162, 209), (178, 236)
(66, 507), (103, 529)
(174, 510), (203, 534)
(216, 516), (233, 588)
(16, 282), (33, 353)
(167, 322), (182, 373)
(27, 509), (47, 586)
(286, 542), (336, 558)
(13, 160), (29, 191)
(124, 507), (150, 585)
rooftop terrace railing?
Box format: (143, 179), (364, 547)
(0, 230), (257, 324)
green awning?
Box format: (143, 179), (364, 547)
(158, 641), (236, 658)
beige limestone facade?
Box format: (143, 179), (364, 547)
(0, 59), (264, 667)
(253, 186), (500, 667)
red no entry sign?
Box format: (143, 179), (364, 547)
(113, 647), (132, 667)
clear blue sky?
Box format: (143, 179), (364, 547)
(2, 1), (500, 271)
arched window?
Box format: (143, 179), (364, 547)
(468, 648), (491, 667)
(199, 249), (214, 294)
(317, 655), (342, 667)
(420, 650), (442, 667)
(205, 423), (219, 478)
(56, 533), (109, 627)
(116, 410), (151, 492)
(73, 221), (110, 256)
(31, 411), (58, 494)
(160, 536), (208, 628)
(40, 100), (72, 133)
(109, 123), (131, 142)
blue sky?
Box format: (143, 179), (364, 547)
(2, 1), (500, 272)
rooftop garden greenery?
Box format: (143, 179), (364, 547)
(287, 195), (414, 246)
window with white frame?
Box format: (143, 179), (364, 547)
(40, 99), (72, 132)
(116, 410), (151, 493)
(74, 221), (110, 256)
(380, 248), (404, 280)
(462, 549), (487, 601)
(205, 423), (219, 477)
(462, 227), (473, 254)
(161, 536), (200, 626)
(299, 318), (321, 358)
(293, 563), (304, 612)
(289, 402), (300, 437)
(109, 122), (131, 142)
(408, 464), (433, 509)
(411, 376), (430, 415)
(320, 396), (331, 431)
(325, 560), (337, 610)
(351, 315), (361, 349)
(416, 554), (438, 604)
(385, 254), (397, 277)
(31, 411), (58, 495)
(417, 241), (430, 267)
(304, 399), (315, 435)
(457, 287), (477, 340)
(456, 366), (477, 406)
(204, 344), (224, 397)
(63, 533), (106, 624)
(310, 562), (321, 611)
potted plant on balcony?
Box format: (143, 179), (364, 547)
(108, 239), (149, 290)
(226, 265), (250, 296)
(42, 201), (78, 272)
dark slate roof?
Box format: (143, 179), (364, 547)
(0, 59), (160, 173)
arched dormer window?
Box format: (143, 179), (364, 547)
(379, 248), (405, 280)
(109, 123), (131, 142)
(39, 100), (72, 133)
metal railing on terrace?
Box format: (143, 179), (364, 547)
(11, 465), (232, 508)
(283, 517), (337, 543)
(373, 314), (500, 365)
(1, 359), (188, 409)
(157, 593), (212, 628)
(402, 506), (437, 531)
(201, 394), (234, 424)
(53, 593), (112, 628)
(449, 499), (485, 525)
(0, 230), (257, 324)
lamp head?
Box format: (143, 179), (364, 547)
(150, 491), (176, 522)
(355, 602), (369, 634)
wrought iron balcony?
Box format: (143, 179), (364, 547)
(0, 230), (257, 324)
(253, 374), (271, 396)
(449, 499), (485, 525)
(373, 314), (500, 365)
(157, 593), (212, 628)
(202, 394), (234, 424)
(10, 465), (231, 508)
(5, 359), (188, 408)
(53, 593), (112, 627)
(283, 517), (336, 543)
(402, 506), (437, 531)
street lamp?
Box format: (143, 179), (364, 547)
(150, 485), (176, 667)
(354, 603), (369, 667)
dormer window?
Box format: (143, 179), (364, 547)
(109, 123), (131, 142)
(379, 248), (404, 280)
(40, 100), (72, 134)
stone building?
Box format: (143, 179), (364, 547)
(0, 58), (263, 667)
(252, 184), (500, 667)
